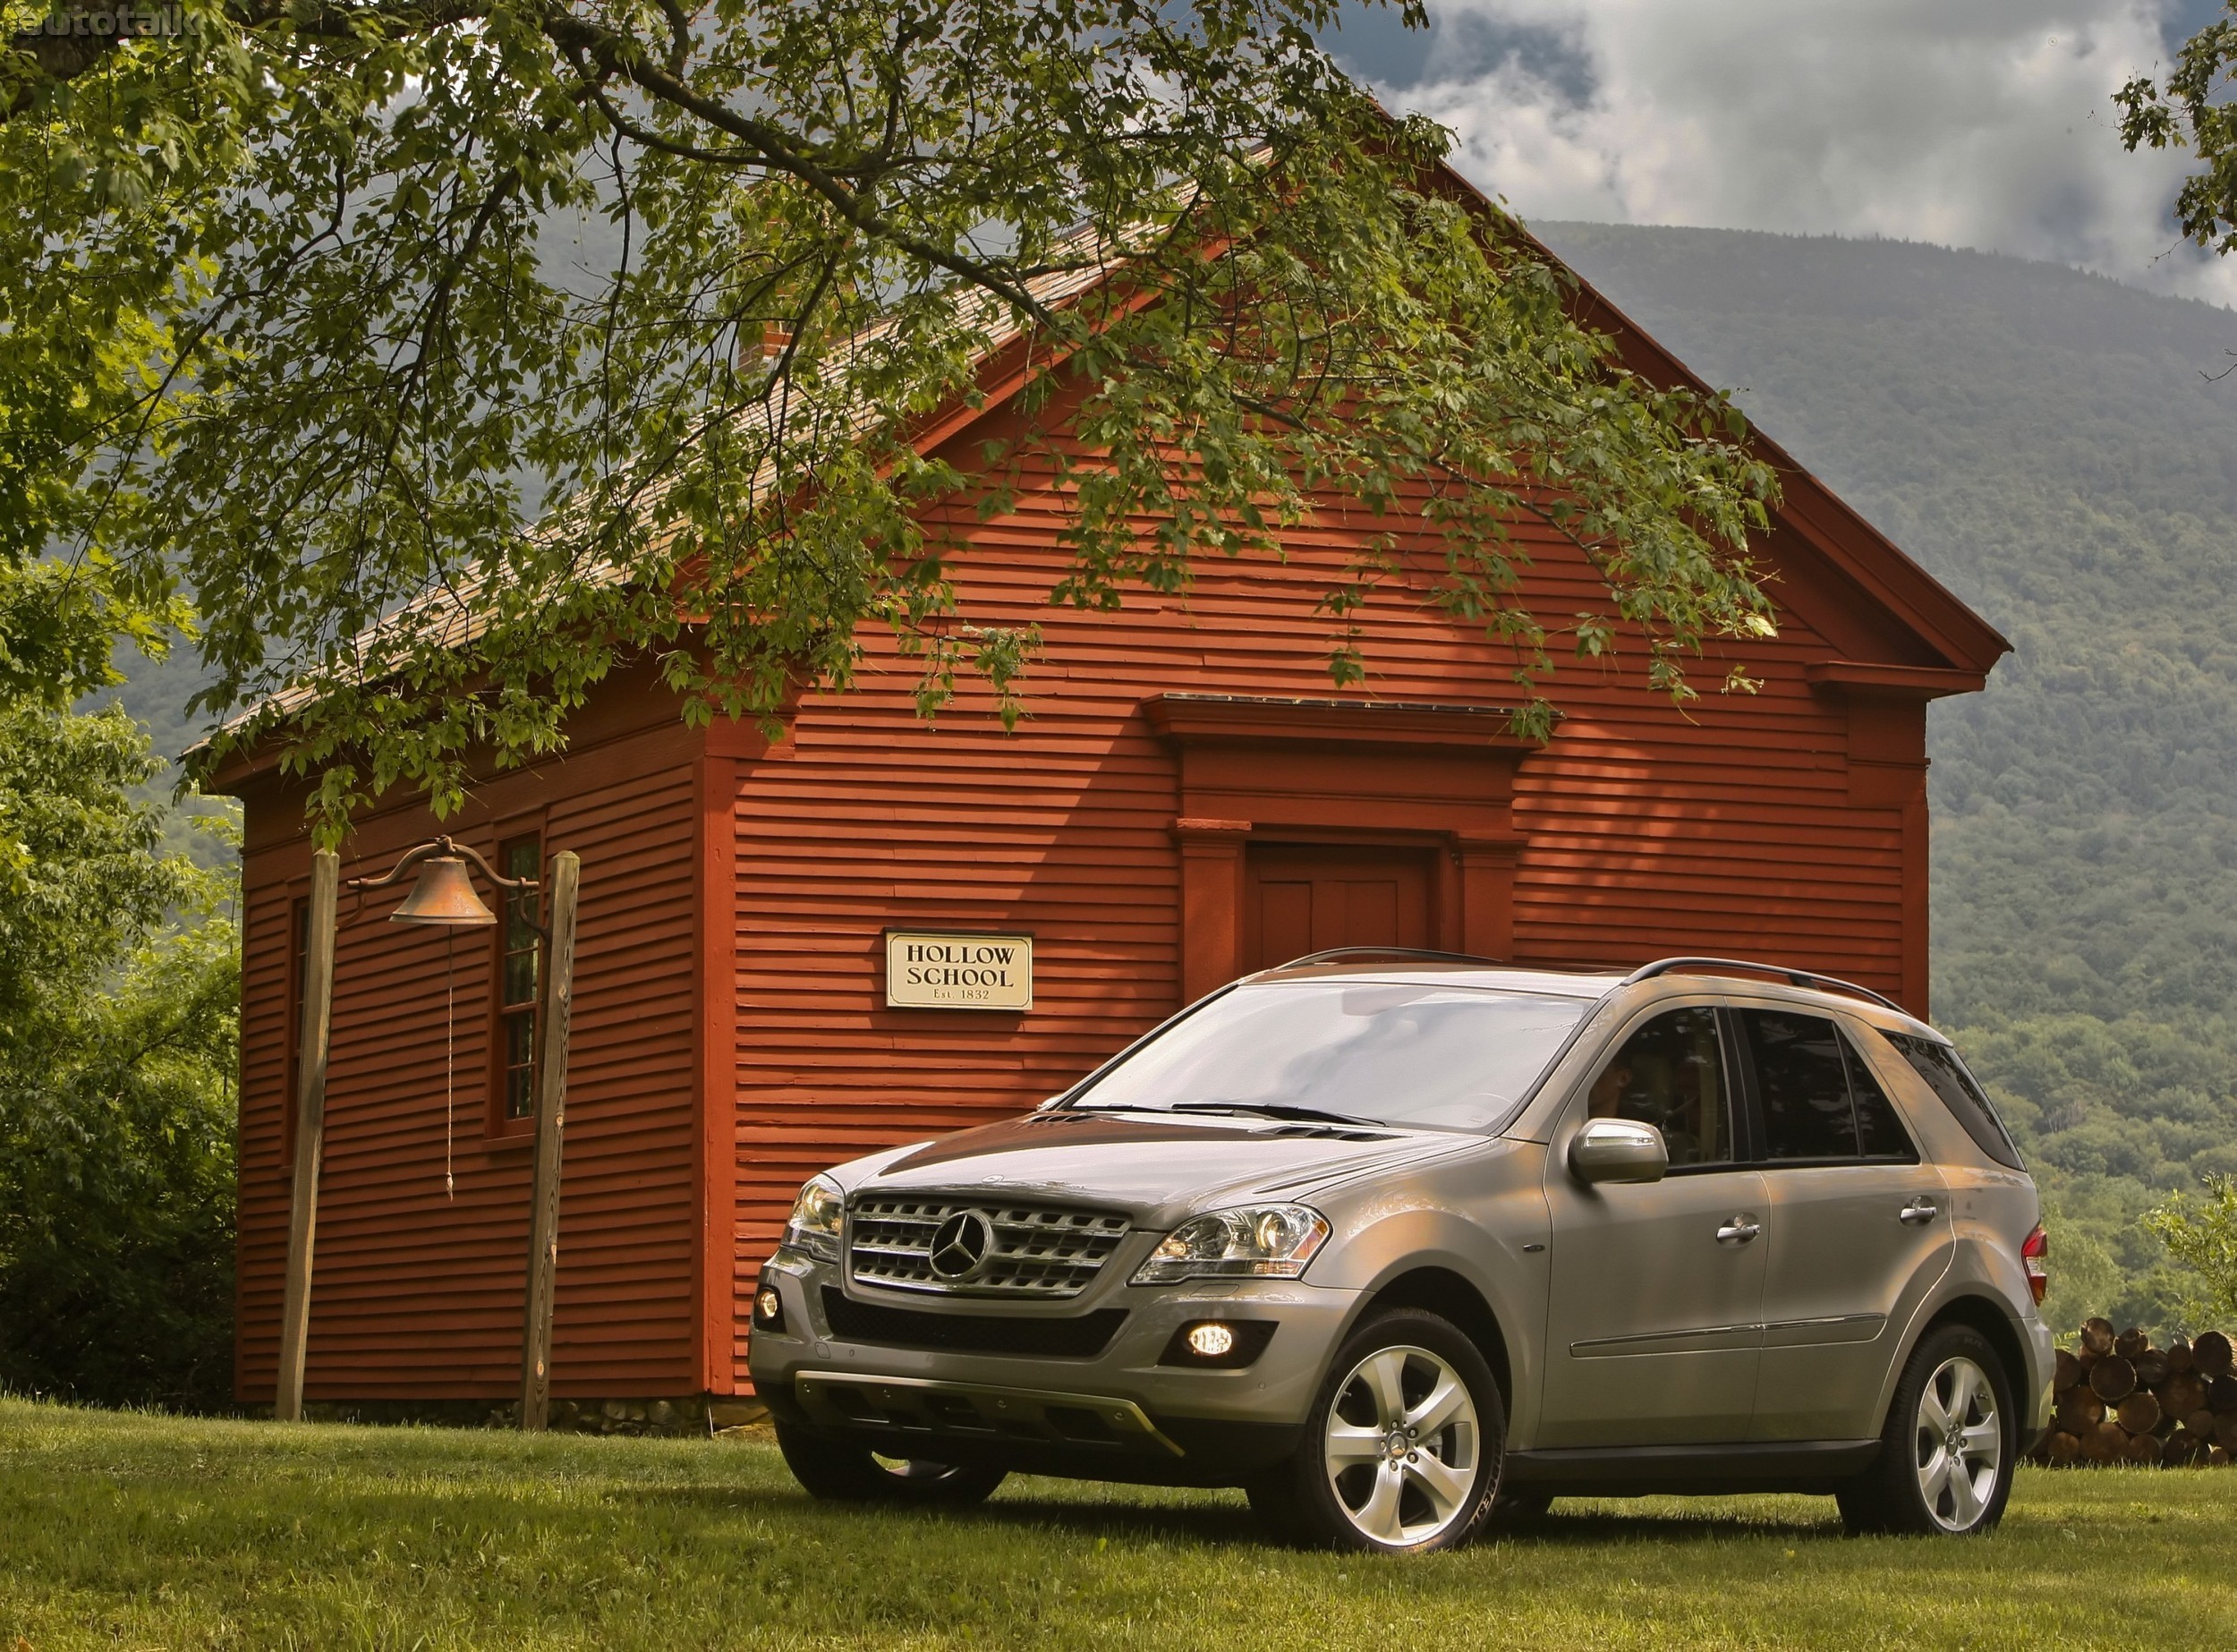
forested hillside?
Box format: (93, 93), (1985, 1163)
(1540, 224), (2237, 1331)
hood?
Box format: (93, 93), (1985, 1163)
(840, 1107), (1475, 1224)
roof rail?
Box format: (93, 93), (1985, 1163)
(1280, 947), (1494, 968)
(1621, 957), (1906, 1014)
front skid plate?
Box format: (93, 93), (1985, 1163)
(795, 1370), (1186, 1457)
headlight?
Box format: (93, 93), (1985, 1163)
(783, 1174), (844, 1262)
(1132, 1204), (1330, 1283)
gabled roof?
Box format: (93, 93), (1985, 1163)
(205, 158), (2006, 765)
(903, 157), (2011, 689)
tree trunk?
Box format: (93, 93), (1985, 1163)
(2080, 1317), (2115, 1357)
(2195, 1330), (2233, 1379)
(2089, 1355), (2137, 1403)
(2055, 1387), (2105, 1434)
(2122, 1430), (2163, 1466)
(2133, 1350), (2170, 1389)
(2116, 1391), (2162, 1436)
(2208, 1374), (2237, 1414)
(2185, 1406), (2217, 1439)
(2165, 1335), (2194, 1375)
(2164, 1429), (2207, 1467)
(2054, 1348), (2083, 1392)
(2046, 1430), (2082, 1465)
(2114, 1326), (2149, 1359)
(2160, 1372), (2207, 1420)
(2082, 1419), (2126, 1462)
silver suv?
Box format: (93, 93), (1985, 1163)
(750, 955), (2053, 1552)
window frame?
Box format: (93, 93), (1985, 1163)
(1726, 1004), (1920, 1170)
(1877, 1028), (2024, 1171)
(1575, 1000), (1756, 1175)
(484, 825), (547, 1140)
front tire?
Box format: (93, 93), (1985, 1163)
(1248, 1307), (1504, 1553)
(1836, 1324), (2014, 1537)
(774, 1421), (1008, 1505)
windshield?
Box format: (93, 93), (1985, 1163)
(1065, 981), (1593, 1132)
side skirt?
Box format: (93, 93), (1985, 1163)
(1502, 1439), (1881, 1498)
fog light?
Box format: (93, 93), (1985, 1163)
(1187, 1322), (1238, 1358)
(754, 1284), (784, 1328)
(1158, 1318), (1277, 1368)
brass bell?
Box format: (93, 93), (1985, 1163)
(389, 856), (498, 926)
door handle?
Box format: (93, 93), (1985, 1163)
(1715, 1216), (1761, 1245)
(1899, 1199), (1940, 1226)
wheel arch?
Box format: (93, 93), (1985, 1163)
(1356, 1265), (1514, 1418)
(1918, 1293), (2031, 1409)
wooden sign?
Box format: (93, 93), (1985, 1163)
(885, 931), (1033, 1010)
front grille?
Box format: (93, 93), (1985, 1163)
(846, 1195), (1130, 1298)
(821, 1289), (1128, 1358)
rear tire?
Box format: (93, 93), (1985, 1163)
(774, 1421), (1008, 1505)
(1247, 1308), (1504, 1553)
(1836, 1324), (2014, 1537)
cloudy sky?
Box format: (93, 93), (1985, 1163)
(1325, 0), (2237, 303)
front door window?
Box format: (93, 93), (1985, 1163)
(1586, 1004), (1735, 1170)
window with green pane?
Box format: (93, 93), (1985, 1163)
(498, 836), (541, 1120)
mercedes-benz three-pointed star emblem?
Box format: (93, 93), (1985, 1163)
(929, 1210), (993, 1280)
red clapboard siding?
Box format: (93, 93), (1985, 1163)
(231, 679), (706, 1402)
(719, 440), (1955, 1386)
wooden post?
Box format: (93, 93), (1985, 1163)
(520, 850), (580, 1431)
(275, 849), (339, 1422)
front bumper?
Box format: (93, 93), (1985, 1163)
(748, 1248), (1360, 1485)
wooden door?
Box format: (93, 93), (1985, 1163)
(1243, 843), (1435, 971)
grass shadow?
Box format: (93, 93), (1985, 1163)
(611, 1475), (1263, 1548)
(1496, 1502), (1847, 1546)
(966, 1488), (1260, 1547)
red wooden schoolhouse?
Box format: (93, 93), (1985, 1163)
(212, 186), (2008, 1418)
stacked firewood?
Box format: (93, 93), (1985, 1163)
(2033, 1319), (2237, 1468)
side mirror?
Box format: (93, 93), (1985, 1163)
(1569, 1118), (1669, 1186)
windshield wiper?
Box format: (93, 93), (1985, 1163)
(1164, 1102), (1384, 1128)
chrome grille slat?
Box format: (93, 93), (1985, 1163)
(846, 1195), (1130, 1298)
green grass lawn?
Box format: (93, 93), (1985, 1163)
(1, 1398), (2231, 1649)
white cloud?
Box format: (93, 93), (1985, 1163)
(1374, 0), (2235, 302)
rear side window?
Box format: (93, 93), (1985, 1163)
(1739, 1009), (1918, 1164)
(1882, 1032), (2025, 1170)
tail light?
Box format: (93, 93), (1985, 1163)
(2022, 1223), (2048, 1305)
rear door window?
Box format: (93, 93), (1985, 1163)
(1844, 1038), (1918, 1162)
(1742, 1009), (1857, 1160)
(1739, 1009), (1918, 1164)
(1881, 1032), (2024, 1170)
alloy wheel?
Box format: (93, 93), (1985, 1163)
(1913, 1354), (2001, 1532)
(1321, 1343), (1483, 1547)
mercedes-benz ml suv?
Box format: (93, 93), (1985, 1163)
(750, 954), (2053, 1552)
